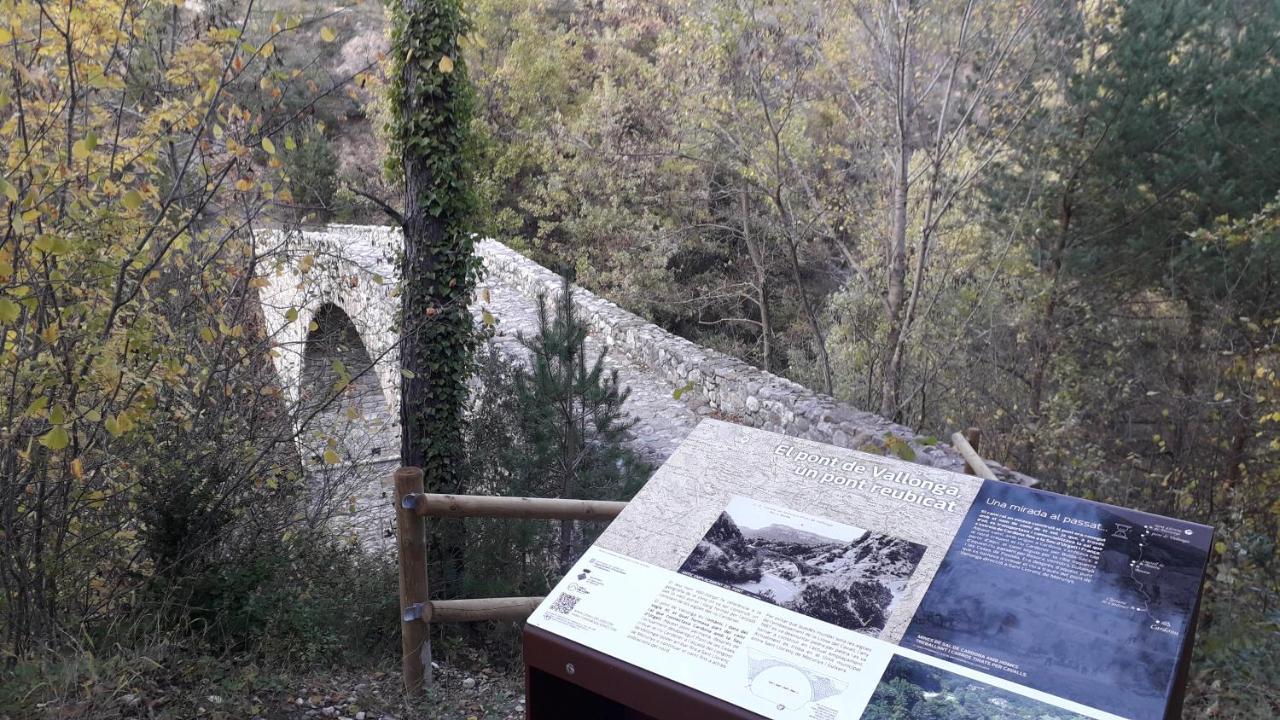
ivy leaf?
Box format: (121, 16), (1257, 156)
(39, 427), (70, 451)
(320, 26), (336, 43)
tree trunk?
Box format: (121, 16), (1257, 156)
(879, 9), (914, 420)
(393, 0), (477, 598)
(742, 185), (774, 372)
(879, 125), (912, 419)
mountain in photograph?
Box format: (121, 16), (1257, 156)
(680, 511), (926, 635)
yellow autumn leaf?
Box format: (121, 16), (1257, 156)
(262, 137), (276, 154)
(0, 299), (18, 323)
(438, 54), (455, 74)
(235, 178), (254, 192)
(122, 190), (143, 210)
(320, 26), (336, 43)
(322, 449), (340, 464)
(70, 458), (84, 480)
(39, 427), (70, 451)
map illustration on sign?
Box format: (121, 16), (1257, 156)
(745, 646), (847, 712)
(527, 419), (1212, 720)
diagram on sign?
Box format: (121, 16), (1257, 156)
(745, 647), (847, 712)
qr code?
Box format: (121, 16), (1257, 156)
(550, 593), (579, 615)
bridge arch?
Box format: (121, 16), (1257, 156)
(297, 302), (397, 467)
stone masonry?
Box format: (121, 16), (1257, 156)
(258, 225), (1030, 550)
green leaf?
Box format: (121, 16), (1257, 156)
(261, 137), (276, 155)
(322, 449), (340, 465)
(886, 436), (916, 462)
(285, 307), (298, 322)
(320, 26), (336, 43)
(0, 299), (18, 323)
(673, 382), (694, 400)
(0, 178), (18, 202)
(122, 190), (143, 211)
(39, 427), (70, 451)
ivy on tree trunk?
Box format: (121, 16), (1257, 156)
(386, 0), (480, 488)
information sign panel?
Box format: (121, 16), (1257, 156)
(527, 420), (1211, 720)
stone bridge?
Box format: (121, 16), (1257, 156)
(258, 225), (1026, 551)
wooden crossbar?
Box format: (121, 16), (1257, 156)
(402, 492), (627, 521)
(403, 596), (545, 624)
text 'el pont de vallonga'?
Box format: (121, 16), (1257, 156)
(773, 443), (963, 513)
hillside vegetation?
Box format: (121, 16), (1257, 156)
(0, 0), (1276, 717)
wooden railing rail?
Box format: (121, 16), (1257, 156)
(402, 492), (627, 520)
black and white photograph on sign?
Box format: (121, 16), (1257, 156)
(679, 496), (926, 637)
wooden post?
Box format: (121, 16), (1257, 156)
(951, 428), (998, 482)
(962, 427), (981, 475)
(395, 466), (431, 691)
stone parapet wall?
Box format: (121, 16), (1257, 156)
(478, 239), (1030, 483)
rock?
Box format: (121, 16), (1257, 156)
(120, 694), (142, 708)
(296, 698), (307, 707)
(207, 695), (223, 705)
(355, 713), (367, 720)
(321, 706), (338, 717)
(462, 677), (476, 689)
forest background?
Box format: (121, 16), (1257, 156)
(0, 0), (1276, 717)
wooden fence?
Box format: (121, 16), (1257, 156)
(393, 467), (627, 691)
(393, 428), (988, 692)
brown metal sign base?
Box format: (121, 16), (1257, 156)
(524, 624), (766, 720)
